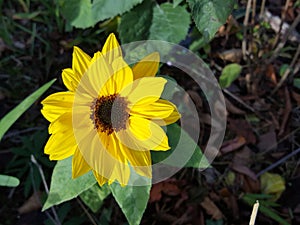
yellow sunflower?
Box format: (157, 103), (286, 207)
(41, 33), (180, 186)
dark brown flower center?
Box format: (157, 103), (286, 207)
(93, 94), (129, 135)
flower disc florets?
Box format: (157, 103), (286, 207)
(93, 94), (129, 135)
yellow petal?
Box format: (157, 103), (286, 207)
(154, 109), (181, 126)
(117, 116), (170, 151)
(76, 130), (128, 185)
(120, 77), (167, 106)
(151, 99), (181, 126)
(132, 52), (160, 79)
(41, 92), (74, 122)
(93, 170), (108, 186)
(62, 68), (80, 92)
(48, 113), (72, 134)
(79, 51), (113, 97)
(105, 133), (130, 185)
(45, 131), (77, 160)
(130, 99), (175, 121)
(125, 148), (152, 177)
(72, 148), (91, 178)
(110, 57), (133, 94)
(101, 33), (122, 64)
(72, 46), (91, 76)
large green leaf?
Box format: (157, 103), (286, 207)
(187, 0), (234, 41)
(43, 157), (96, 211)
(149, 3), (190, 43)
(58, 0), (143, 28)
(80, 184), (111, 213)
(58, 0), (93, 28)
(151, 123), (210, 168)
(0, 174), (20, 187)
(0, 79), (56, 141)
(118, 0), (154, 43)
(219, 63), (242, 88)
(110, 174), (151, 225)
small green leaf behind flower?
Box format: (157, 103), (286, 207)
(43, 157), (96, 211)
(219, 63), (242, 88)
(109, 170), (151, 225)
(80, 184), (111, 213)
(152, 123), (210, 169)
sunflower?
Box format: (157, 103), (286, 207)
(41, 33), (180, 186)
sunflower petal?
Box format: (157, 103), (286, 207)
(45, 131), (77, 160)
(62, 68), (79, 92)
(130, 99), (175, 120)
(117, 116), (170, 151)
(151, 99), (181, 125)
(132, 52), (160, 79)
(48, 113), (72, 134)
(72, 46), (91, 76)
(93, 170), (109, 186)
(125, 148), (152, 177)
(41, 92), (74, 122)
(77, 130), (129, 185)
(102, 33), (122, 64)
(79, 51), (113, 97)
(72, 148), (91, 178)
(153, 108), (181, 126)
(121, 77), (167, 106)
(110, 57), (133, 93)
(105, 133), (130, 185)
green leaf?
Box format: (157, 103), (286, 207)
(158, 75), (180, 100)
(149, 3), (190, 43)
(187, 0), (235, 41)
(279, 64), (289, 77)
(118, 0), (154, 43)
(293, 78), (300, 89)
(43, 157), (96, 211)
(151, 123), (210, 168)
(260, 172), (285, 201)
(80, 184), (111, 213)
(0, 79), (56, 141)
(110, 173), (151, 225)
(58, 0), (143, 29)
(0, 174), (20, 187)
(219, 63), (242, 88)
(173, 0), (184, 8)
(58, 0), (93, 28)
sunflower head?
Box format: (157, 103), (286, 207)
(41, 33), (180, 186)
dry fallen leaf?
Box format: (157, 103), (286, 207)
(200, 197), (223, 220)
(150, 180), (182, 203)
(225, 98), (246, 115)
(257, 130), (277, 152)
(221, 136), (246, 154)
(18, 191), (42, 214)
(231, 146), (257, 181)
(228, 119), (257, 144)
(216, 49), (243, 63)
(292, 91), (300, 105)
(266, 64), (277, 85)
